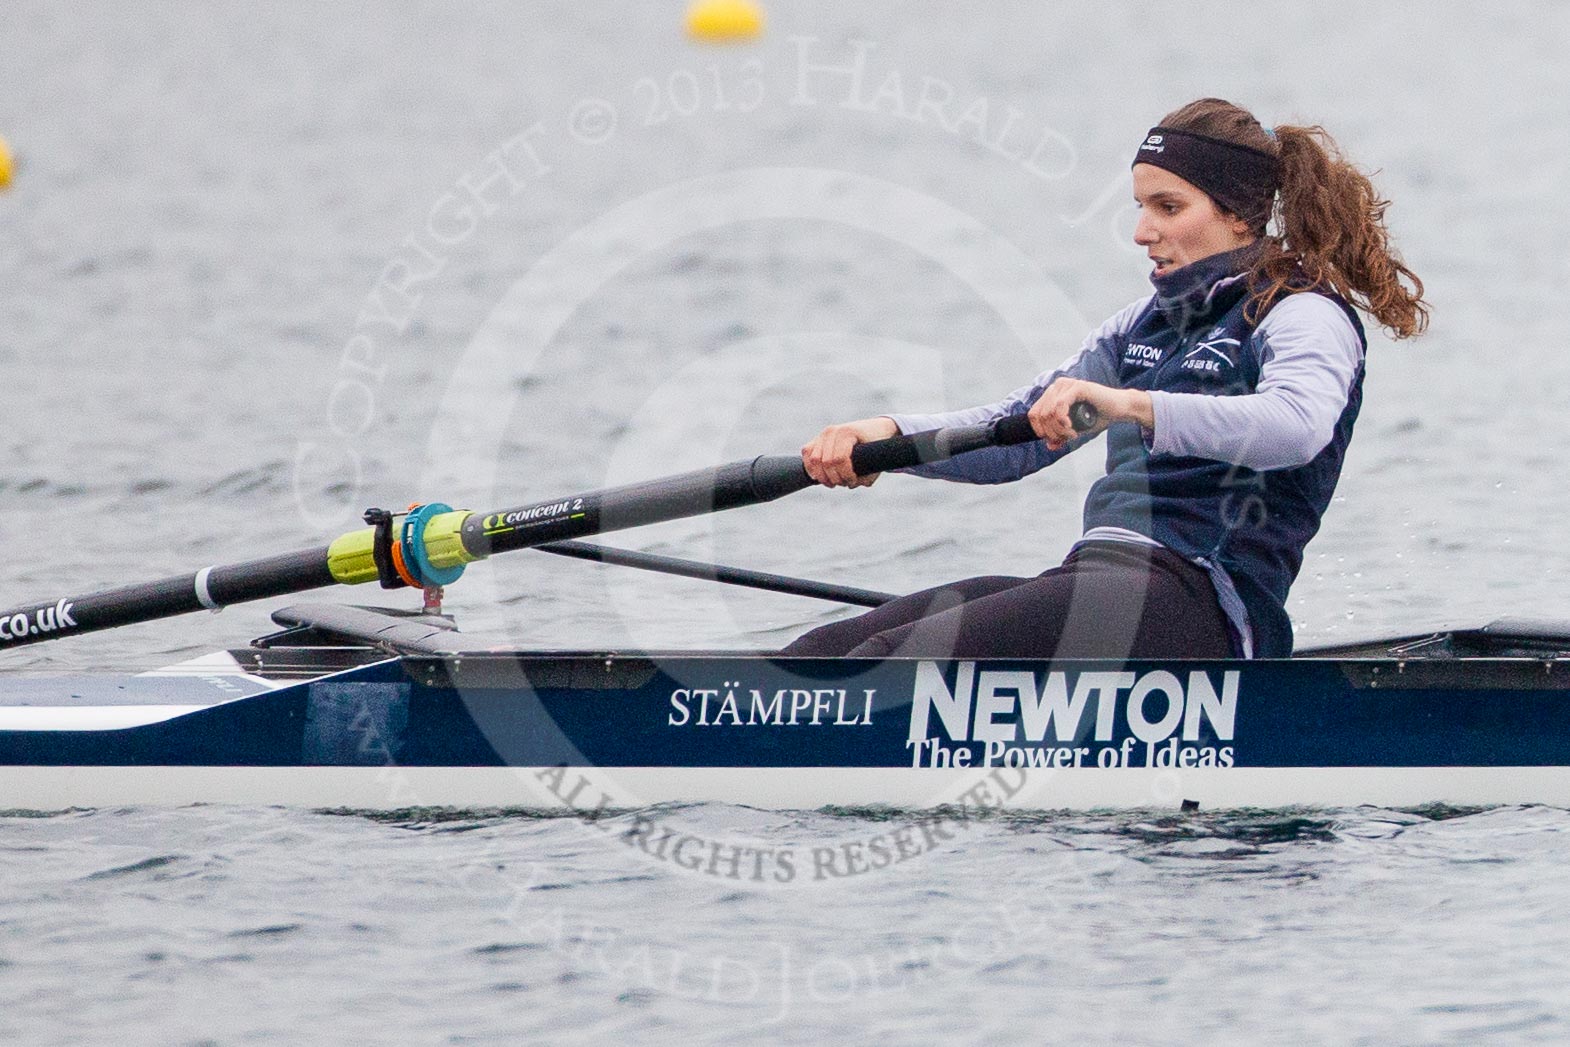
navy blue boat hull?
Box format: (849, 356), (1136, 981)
(3, 652), (1569, 809)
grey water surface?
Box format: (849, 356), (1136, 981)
(3, 1), (1570, 1042)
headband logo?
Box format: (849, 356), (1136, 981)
(1147, 134), (1163, 144)
(1140, 133), (1165, 154)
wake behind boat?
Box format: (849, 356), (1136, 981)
(3, 414), (1567, 812)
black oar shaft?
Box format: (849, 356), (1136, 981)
(0, 548), (334, 649)
(537, 540), (896, 607)
(0, 411), (1076, 651)
(459, 415), (1051, 560)
(460, 456), (812, 559)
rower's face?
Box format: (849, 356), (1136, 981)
(1132, 164), (1255, 277)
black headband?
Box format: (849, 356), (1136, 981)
(1133, 126), (1280, 230)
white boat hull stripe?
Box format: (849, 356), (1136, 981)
(1, 766), (1568, 810)
(0, 706), (212, 731)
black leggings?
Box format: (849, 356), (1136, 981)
(780, 542), (1235, 659)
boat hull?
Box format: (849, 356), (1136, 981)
(4, 651), (1570, 810)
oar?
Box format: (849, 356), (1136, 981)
(531, 400), (1099, 604)
(0, 408), (1093, 650)
(535, 540), (897, 607)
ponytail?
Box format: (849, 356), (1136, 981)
(1158, 99), (1430, 339)
(1257, 124), (1429, 338)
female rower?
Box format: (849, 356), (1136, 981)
(785, 97), (1428, 660)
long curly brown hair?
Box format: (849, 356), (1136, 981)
(1160, 98), (1429, 339)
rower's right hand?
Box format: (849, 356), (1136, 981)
(802, 416), (900, 488)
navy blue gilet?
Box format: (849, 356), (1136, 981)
(1081, 247), (1367, 657)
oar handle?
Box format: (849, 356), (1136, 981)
(847, 401), (1098, 476)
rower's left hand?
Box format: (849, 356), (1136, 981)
(1028, 379), (1152, 450)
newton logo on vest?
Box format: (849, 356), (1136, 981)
(1123, 343), (1162, 368)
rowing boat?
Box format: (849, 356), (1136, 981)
(4, 414), (1568, 811)
(4, 600), (1570, 810)
(6, 603), (1570, 811)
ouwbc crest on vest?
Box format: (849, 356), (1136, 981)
(1085, 244), (1367, 657)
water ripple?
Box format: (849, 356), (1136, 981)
(82, 855), (186, 880)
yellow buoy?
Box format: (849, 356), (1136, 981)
(0, 134), (13, 190)
(686, 0), (764, 42)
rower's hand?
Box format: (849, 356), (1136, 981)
(1028, 379), (1152, 450)
(802, 416), (900, 488)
